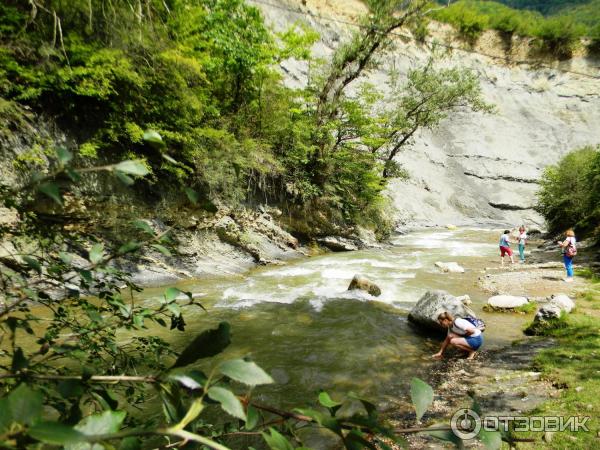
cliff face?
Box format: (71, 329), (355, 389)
(253, 0), (600, 229)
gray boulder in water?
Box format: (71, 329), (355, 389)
(408, 290), (477, 332)
(348, 274), (381, 297)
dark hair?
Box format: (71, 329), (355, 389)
(504, 230), (510, 234)
(438, 312), (454, 322)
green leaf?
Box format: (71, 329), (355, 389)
(152, 244), (172, 256)
(478, 429), (502, 450)
(133, 220), (154, 235)
(59, 252), (74, 265)
(165, 287), (183, 302)
(56, 147), (73, 165)
(171, 322), (231, 368)
(167, 302), (181, 318)
(162, 153), (179, 164)
(168, 370), (207, 390)
(66, 168), (82, 182)
(114, 160), (149, 177)
(8, 384), (43, 425)
(0, 398), (13, 432)
(410, 377), (434, 422)
(115, 171), (134, 185)
(118, 241), (141, 254)
(318, 391), (342, 408)
(425, 428), (464, 448)
(88, 243), (104, 265)
(75, 410), (126, 436)
(143, 130), (165, 148)
(171, 398), (204, 431)
(119, 437), (141, 450)
(219, 359), (274, 386)
(246, 405), (259, 430)
(39, 181), (62, 205)
(185, 188), (199, 204)
(207, 387), (246, 421)
(79, 269), (93, 284)
(29, 422), (85, 445)
(23, 255), (42, 273)
(261, 428), (294, 450)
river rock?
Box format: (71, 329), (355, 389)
(548, 294), (575, 313)
(434, 261), (465, 273)
(317, 236), (358, 252)
(408, 290), (477, 332)
(534, 303), (563, 322)
(456, 294), (472, 305)
(487, 295), (529, 309)
(347, 274), (381, 297)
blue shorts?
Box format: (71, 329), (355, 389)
(465, 334), (483, 351)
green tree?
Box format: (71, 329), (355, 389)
(372, 59), (494, 177)
(536, 145), (600, 236)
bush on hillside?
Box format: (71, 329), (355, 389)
(533, 16), (587, 58)
(536, 145), (600, 240)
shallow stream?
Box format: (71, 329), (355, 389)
(139, 228), (530, 410)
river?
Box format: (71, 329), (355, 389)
(139, 228), (530, 411)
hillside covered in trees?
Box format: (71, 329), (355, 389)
(433, 0), (600, 57)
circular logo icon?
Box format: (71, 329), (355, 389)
(450, 408), (481, 440)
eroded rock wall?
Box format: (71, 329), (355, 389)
(253, 0), (600, 229)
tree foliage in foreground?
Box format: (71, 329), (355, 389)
(536, 145), (600, 240)
(0, 141), (508, 449)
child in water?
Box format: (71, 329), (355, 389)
(499, 230), (514, 266)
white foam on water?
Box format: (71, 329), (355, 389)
(387, 272), (417, 279)
(259, 267), (316, 277)
(321, 268), (358, 279)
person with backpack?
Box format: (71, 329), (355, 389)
(558, 229), (577, 283)
(432, 311), (484, 360)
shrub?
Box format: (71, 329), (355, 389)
(536, 145), (600, 239)
(533, 16), (586, 58)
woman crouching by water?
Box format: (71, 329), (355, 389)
(432, 312), (483, 360)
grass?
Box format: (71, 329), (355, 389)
(514, 302), (538, 314)
(515, 271), (600, 448)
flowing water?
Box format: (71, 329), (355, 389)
(139, 228), (530, 410)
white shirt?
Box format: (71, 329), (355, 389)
(451, 318), (481, 337)
(519, 232), (527, 244)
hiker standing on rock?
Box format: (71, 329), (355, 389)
(558, 229), (577, 283)
(432, 312), (483, 360)
(499, 229), (514, 266)
(518, 226), (527, 263)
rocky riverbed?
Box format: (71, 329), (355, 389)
(385, 240), (595, 449)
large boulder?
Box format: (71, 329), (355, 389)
(408, 290), (477, 332)
(434, 262), (465, 273)
(317, 236), (359, 252)
(347, 274), (381, 297)
(547, 294), (575, 313)
(487, 295), (528, 309)
(534, 304), (563, 322)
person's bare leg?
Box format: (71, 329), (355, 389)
(450, 337), (476, 359)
